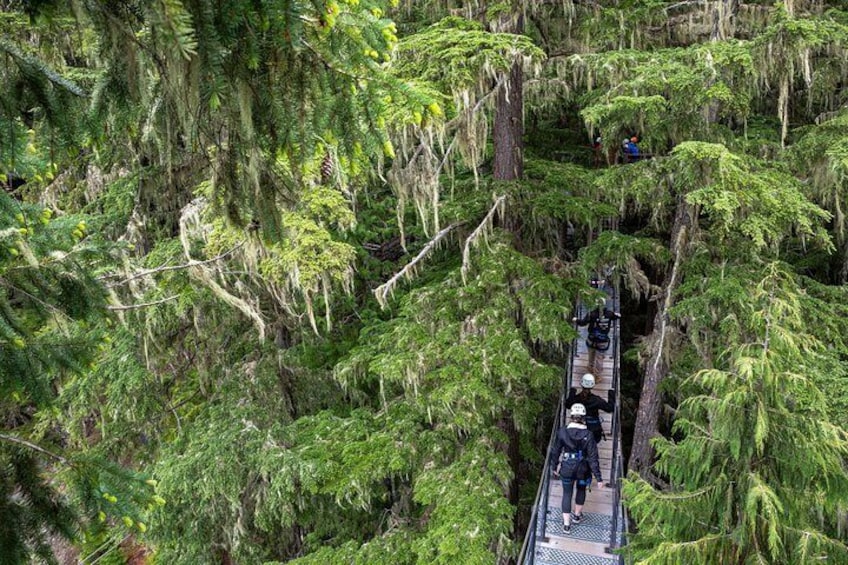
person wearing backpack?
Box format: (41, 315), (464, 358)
(573, 301), (620, 375)
(550, 403), (604, 533)
(566, 373), (615, 443)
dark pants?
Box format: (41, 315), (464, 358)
(585, 414), (605, 443)
(560, 478), (588, 514)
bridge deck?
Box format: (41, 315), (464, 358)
(530, 325), (625, 565)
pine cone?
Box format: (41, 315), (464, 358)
(320, 151), (334, 184)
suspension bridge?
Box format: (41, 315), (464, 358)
(518, 282), (628, 565)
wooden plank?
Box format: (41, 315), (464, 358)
(550, 484), (615, 501)
(535, 317), (624, 563)
(540, 537), (613, 558)
(546, 496), (614, 515)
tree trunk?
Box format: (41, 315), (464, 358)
(274, 322), (298, 420)
(628, 198), (691, 476)
(706, 0), (739, 122)
(496, 415), (521, 504)
(840, 238), (848, 284)
(493, 61), (523, 180)
(710, 0), (739, 41)
(492, 15), (524, 181)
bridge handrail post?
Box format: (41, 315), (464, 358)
(607, 278), (625, 556)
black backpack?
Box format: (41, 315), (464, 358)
(559, 428), (591, 483)
(587, 310), (612, 351)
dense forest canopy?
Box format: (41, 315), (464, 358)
(1, 0), (847, 563)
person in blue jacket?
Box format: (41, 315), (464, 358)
(623, 136), (641, 162)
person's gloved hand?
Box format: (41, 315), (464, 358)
(608, 389), (615, 403)
(569, 387), (577, 398)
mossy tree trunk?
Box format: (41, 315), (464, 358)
(492, 13), (524, 181)
(628, 196), (691, 477)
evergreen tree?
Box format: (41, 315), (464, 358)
(2, 1), (848, 563)
(624, 263), (848, 564)
(0, 190), (160, 562)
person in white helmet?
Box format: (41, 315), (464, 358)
(566, 373), (614, 443)
(550, 402), (604, 534)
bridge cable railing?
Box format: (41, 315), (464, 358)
(517, 218), (628, 563)
(516, 307), (578, 564)
(605, 278), (627, 562)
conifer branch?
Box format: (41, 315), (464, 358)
(642, 469), (670, 490)
(446, 75), (509, 130)
(0, 433), (69, 465)
(434, 136), (458, 177)
(396, 75), (506, 168)
(0, 39), (87, 97)
(300, 39), (363, 81)
(103, 243), (244, 287)
(374, 222), (465, 308)
(107, 295), (180, 311)
(461, 195), (507, 284)
(664, 0), (709, 12)
(0, 278), (68, 319)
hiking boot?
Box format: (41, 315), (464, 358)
(563, 523), (571, 534)
(571, 513), (583, 524)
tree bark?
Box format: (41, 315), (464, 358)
(497, 415), (521, 505)
(840, 238), (848, 284)
(492, 15), (524, 181)
(274, 322), (298, 420)
(628, 197), (691, 476)
(493, 61), (523, 180)
(710, 0), (739, 41)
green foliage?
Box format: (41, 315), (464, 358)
(3, 1), (848, 564)
(150, 384), (297, 564)
(394, 16), (544, 99)
(342, 240), (570, 426)
(790, 110), (848, 244)
(0, 194), (103, 403)
(671, 258), (762, 359)
(596, 141), (830, 253)
(81, 174), (139, 239)
(671, 142), (831, 250)
(281, 530), (418, 565)
(0, 191), (155, 561)
(503, 158), (619, 254)
(411, 437), (514, 564)
(754, 8), (848, 79)
(567, 40), (757, 151)
(0, 446), (76, 564)
(57, 325), (162, 456)
(288, 241), (572, 563)
(581, 95), (669, 150)
(578, 231), (669, 299)
(55, 0), (432, 244)
(625, 263), (848, 565)
(0, 36), (87, 169)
